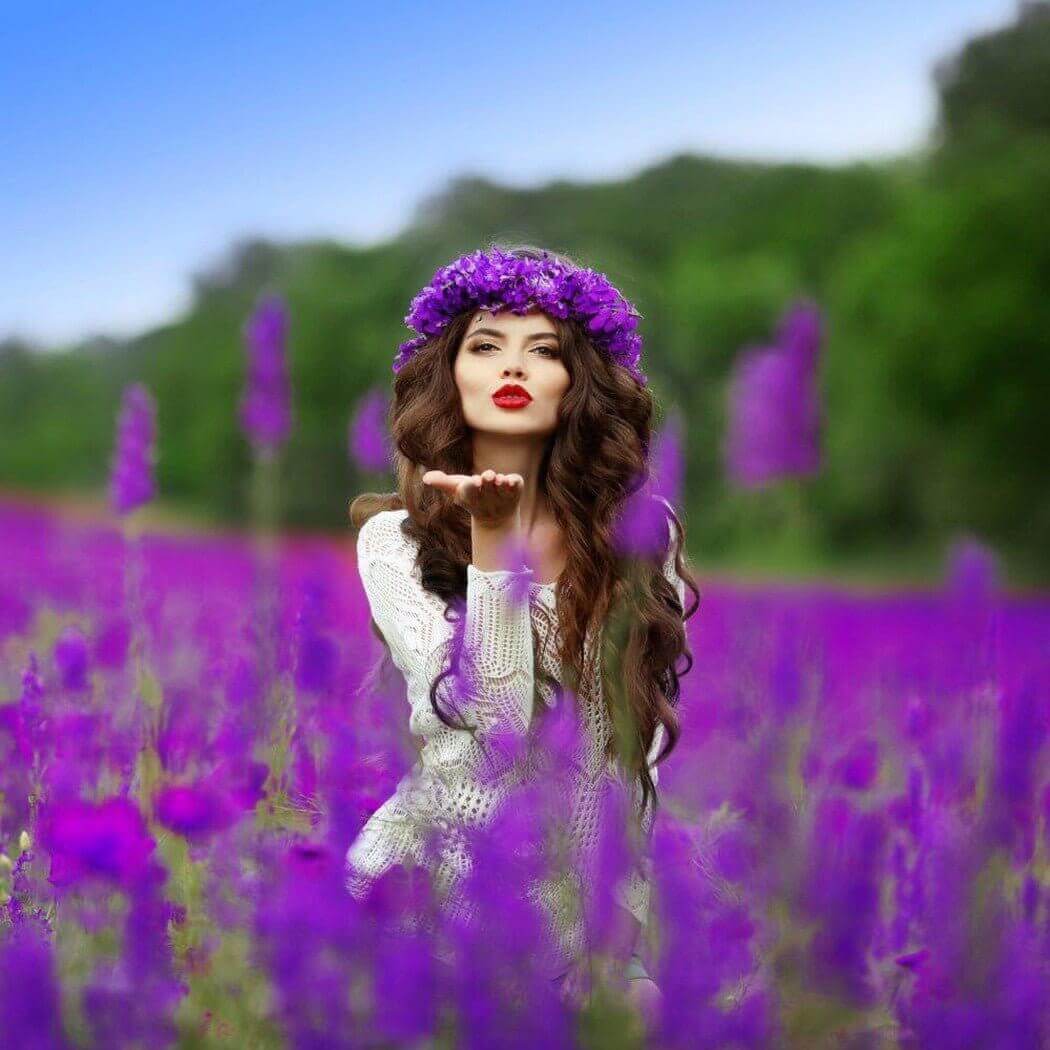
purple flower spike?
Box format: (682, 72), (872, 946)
(239, 293), (293, 455)
(109, 383), (157, 516)
(53, 625), (90, 692)
(0, 928), (69, 1049)
(21, 651), (44, 706)
(776, 300), (822, 366)
(726, 299), (823, 487)
(945, 535), (999, 606)
(349, 387), (393, 473)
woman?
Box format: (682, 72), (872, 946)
(345, 244), (700, 1020)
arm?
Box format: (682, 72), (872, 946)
(347, 508), (537, 898)
(356, 510), (536, 751)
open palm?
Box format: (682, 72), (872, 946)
(421, 468), (524, 526)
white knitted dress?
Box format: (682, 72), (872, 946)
(345, 506), (685, 976)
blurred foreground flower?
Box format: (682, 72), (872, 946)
(108, 383), (157, 515)
(53, 625), (89, 692)
(240, 293), (292, 456)
(349, 387), (393, 473)
(613, 411), (685, 559)
(725, 300), (822, 487)
(0, 927), (68, 1048)
(154, 761), (266, 842)
(40, 797), (156, 889)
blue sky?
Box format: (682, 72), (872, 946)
(1, 0), (1016, 347)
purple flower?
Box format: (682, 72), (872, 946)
(894, 946), (930, 972)
(153, 785), (236, 841)
(40, 796), (156, 889)
(53, 624), (89, 691)
(92, 617), (130, 669)
(21, 650), (44, 704)
(989, 680), (1046, 857)
(239, 294), (292, 454)
(348, 387), (393, 473)
(832, 738), (881, 791)
(285, 840), (336, 880)
(108, 383), (157, 515)
(0, 927), (69, 1049)
(154, 761), (266, 841)
(394, 246), (646, 384)
(293, 576), (339, 694)
(945, 535), (999, 607)
(725, 300), (823, 487)
(613, 414), (685, 559)
(777, 298), (821, 367)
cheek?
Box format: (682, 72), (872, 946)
(454, 361), (491, 418)
(547, 370), (571, 404)
(453, 357), (481, 396)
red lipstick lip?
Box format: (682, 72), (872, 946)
(492, 384), (532, 408)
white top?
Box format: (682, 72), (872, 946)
(345, 504), (686, 975)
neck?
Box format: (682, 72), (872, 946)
(469, 431), (550, 532)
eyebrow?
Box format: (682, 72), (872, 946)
(467, 326), (560, 343)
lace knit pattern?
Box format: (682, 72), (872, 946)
(345, 506), (686, 975)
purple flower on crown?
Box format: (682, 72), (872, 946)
(393, 247), (646, 384)
(239, 294), (293, 455)
(109, 383), (157, 516)
(725, 300), (823, 487)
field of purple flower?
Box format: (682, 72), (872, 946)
(0, 492), (1047, 1048)
(1, 295), (1048, 1048)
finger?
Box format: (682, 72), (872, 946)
(482, 469), (496, 482)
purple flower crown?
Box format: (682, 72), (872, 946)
(393, 247), (646, 384)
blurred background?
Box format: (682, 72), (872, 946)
(2, 0), (1047, 586)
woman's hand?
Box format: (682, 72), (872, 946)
(421, 468), (524, 528)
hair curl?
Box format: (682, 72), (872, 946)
(350, 244), (700, 819)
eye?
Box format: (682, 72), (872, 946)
(470, 341), (560, 358)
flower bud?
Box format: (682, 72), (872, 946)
(0, 853), (12, 871)
(18, 830), (31, 853)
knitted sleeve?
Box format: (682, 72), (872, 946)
(355, 508), (536, 763)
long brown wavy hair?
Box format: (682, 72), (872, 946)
(349, 243), (700, 818)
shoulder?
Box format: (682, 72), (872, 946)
(356, 508), (413, 564)
(357, 506), (409, 537)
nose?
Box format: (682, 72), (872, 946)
(501, 360), (526, 379)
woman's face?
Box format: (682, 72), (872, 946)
(453, 308), (570, 438)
